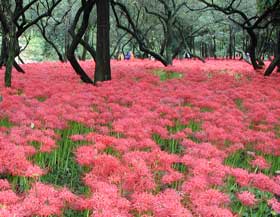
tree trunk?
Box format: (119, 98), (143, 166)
(265, 28), (280, 76)
(213, 35), (217, 59)
(228, 27), (233, 59)
(277, 28), (280, 72)
(94, 0), (111, 83)
(165, 20), (173, 65)
(64, 0), (73, 61)
(81, 27), (90, 60)
(67, 1), (94, 84)
(5, 35), (16, 87)
(0, 0), (17, 87)
(247, 29), (262, 69)
(233, 32), (236, 59)
(0, 33), (7, 68)
(193, 37), (196, 56)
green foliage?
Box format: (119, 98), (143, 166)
(257, 0), (278, 11)
(104, 146), (121, 158)
(31, 121), (94, 194)
(36, 96), (48, 102)
(188, 119), (202, 132)
(224, 150), (253, 170)
(234, 98), (245, 111)
(20, 36), (45, 62)
(152, 69), (183, 81)
(225, 148), (280, 176)
(0, 117), (13, 128)
(222, 176), (275, 217)
(172, 162), (187, 173)
(0, 175), (32, 193)
(167, 120), (188, 134)
(153, 134), (184, 154)
(153, 119), (202, 154)
(63, 209), (91, 217)
(200, 107), (214, 112)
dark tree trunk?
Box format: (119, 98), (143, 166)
(228, 27), (233, 59)
(165, 20), (174, 65)
(213, 35), (217, 59)
(265, 28), (280, 76)
(0, 33), (7, 68)
(264, 56), (280, 76)
(5, 35), (16, 87)
(242, 33), (246, 52)
(247, 29), (262, 70)
(192, 37), (196, 56)
(37, 23), (66, 62)
(233, 32), (236, 59)
(0, 0), (17, 87)
(94, 0), (111, 83)
(67, 0), (94, 84)
(277, 28), (280, 72)
(81, 28), (90, 60)
(64, 0), (73, 61)
(200, 42), (203, 58)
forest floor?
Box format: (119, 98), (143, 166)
(0, 59), (280, 217)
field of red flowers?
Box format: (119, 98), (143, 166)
(0, 59), (280, 217)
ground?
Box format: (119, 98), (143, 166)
(0, 59), (280, 217)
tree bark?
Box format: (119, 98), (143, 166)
(165, 20), (174, 65)
(67, 0), (94, 84)
(81, 28), (90, 60)
(277, 25), (280, 72)
(265, 28), (280, 76)
(247, 29), (262, 69)
(0, 0), (17, 87)
(213, 35), (217, 59)
(228, 26), (233, 59)
(0, 32), (7, 68)
(94, 0), (111, 83)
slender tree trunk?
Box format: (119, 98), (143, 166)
(277, 28), (280, 72)
(228, 27), (233, 59)
(165, 20), (173, 65)
(213, 35), (217, 59)
(94, 0), (111, 83)
(193, 37), (196, 56)
(81, 27), (90, 60)
(233, 32), (236, 59)
(64, 0), (73, 61)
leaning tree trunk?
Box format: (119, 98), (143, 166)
(265, 28), (280, 76)
(67, 0), (94, 84)
(81, 27), (90, 60)
(247, 29), (262, 70)
(94, 0), (111, 83)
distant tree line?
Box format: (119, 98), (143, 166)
(0, 0), (279, 87)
